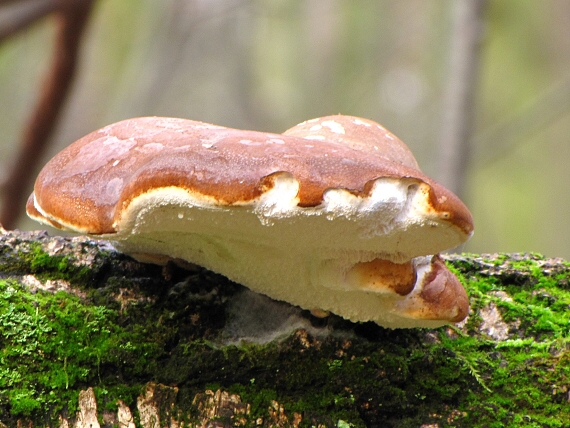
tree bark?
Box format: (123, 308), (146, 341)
(1, 228), (569, 427)
(437, 0), (486, 200)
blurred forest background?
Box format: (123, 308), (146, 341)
(1, 0), (569, 258)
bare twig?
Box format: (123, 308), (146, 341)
(437, 0), (487, 199)
(0, 0), (94, 229)
(0, 0), (59, 41)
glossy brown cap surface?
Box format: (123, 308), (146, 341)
(27, 116), (473, 239)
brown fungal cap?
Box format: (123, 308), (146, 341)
(395, 255), (469, 323)
(283, 115), (420, 170)
(27, 115), (474, 328)
(284, 115), (474, 236)
(28, 116), (473, 236)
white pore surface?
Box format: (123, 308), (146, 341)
(108, 176), (466, 328)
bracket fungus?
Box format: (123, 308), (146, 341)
(27, 115), (473, 328)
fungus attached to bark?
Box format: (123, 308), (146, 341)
(27, 115), (473, 328)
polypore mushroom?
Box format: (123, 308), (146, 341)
(26, 115), (473, 328)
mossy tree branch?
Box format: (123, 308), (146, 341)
(1, 228), (570, 427)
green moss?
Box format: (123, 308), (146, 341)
(0, 278), (163, 422)
(437, 254), (570, 427)
(0, 236), (106, 286)
(26, 243), (92, 284)
(158, 329), (477, 427)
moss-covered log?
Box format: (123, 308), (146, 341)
(1, 228), (570, 427)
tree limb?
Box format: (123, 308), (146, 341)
(0, 0), (59, 41)
(0, 0), (94, 229)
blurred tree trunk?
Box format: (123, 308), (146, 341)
(437, 0), (486, 199)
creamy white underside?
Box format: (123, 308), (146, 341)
(86, 175), (468, 328)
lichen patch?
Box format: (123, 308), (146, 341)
(479, 303), (510, 341)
